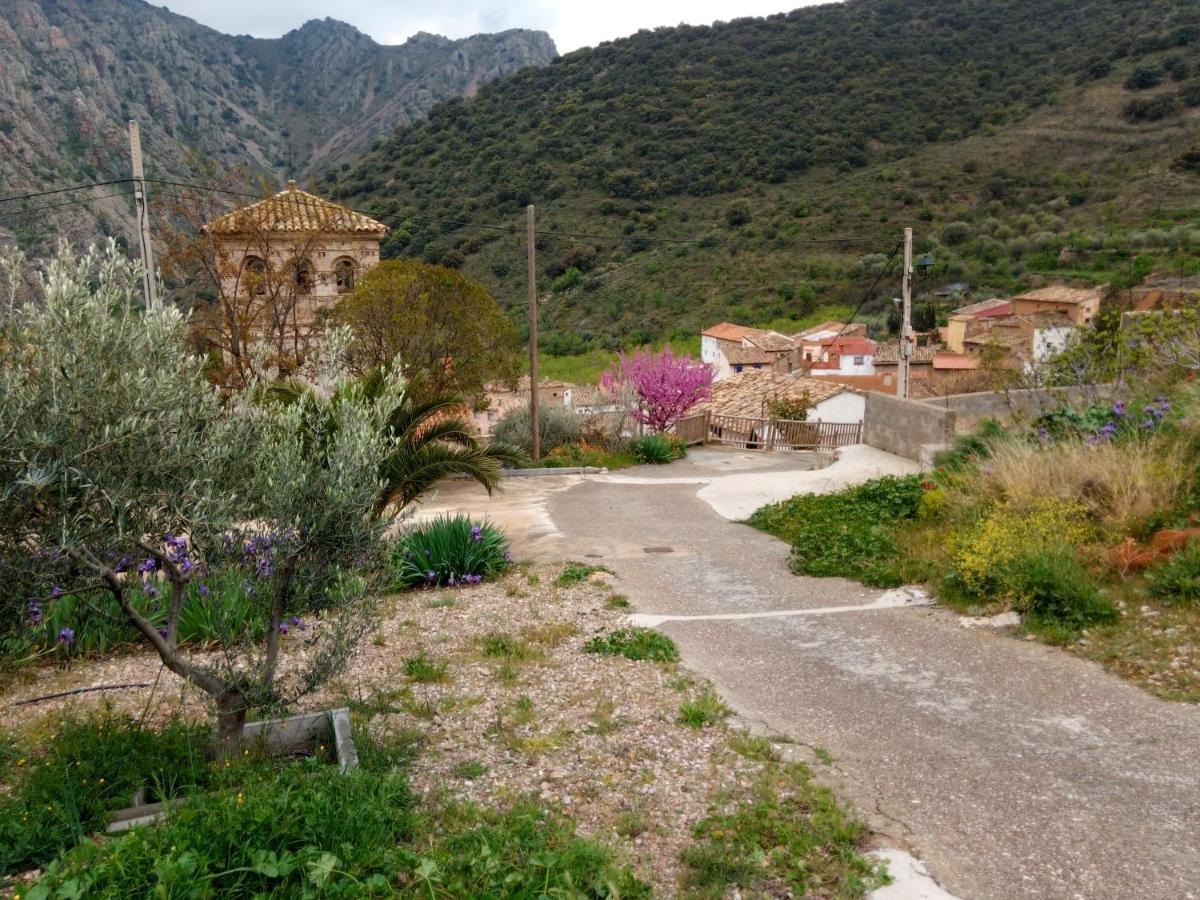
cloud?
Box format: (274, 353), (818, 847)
(161, 1), (826, 53)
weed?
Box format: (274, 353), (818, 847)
(678, 688), (731, 729)
(522, 621), (579, 647)
(495, 662), (520, 686)
(452, 759), (488, 780)
(478, 632), (543, 663)
(614, 807), (651, 838)
(682, 763), (885, 897)
(813, 746), (836, 765)
(629, 434), (676, 464)
(527, 572), (540, 586)
(605, 593), (631, 609)
(727, 732), (780, 762)
(555, 562), (611, 587)
(587, 698), (624, 736)
(511, 695), (537, 726)
(426, 595), (456, 609)
(1146, 538), (1200, 606)
(584, 627), (679, 662)
(372, 631), (387, 647)
(403, 651), (451, 684)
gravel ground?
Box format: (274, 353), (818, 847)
(0, 564), (774, 895)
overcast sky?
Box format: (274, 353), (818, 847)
(161, 1), (829, 54)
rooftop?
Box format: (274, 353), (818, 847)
(696, 369), (851, 418)
(203, 182), (387, 236)
(702, 322), (759, 342)
(874, 343), (938, 364)
(1012, 285), (1104, 306)
(932, 353), (982, 370)
(743, 330), (797, 352)
(949, 298), (1012, 319)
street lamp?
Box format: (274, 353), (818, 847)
(916, 254), (936, 280)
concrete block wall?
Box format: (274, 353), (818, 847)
(862, 392), (956, 462)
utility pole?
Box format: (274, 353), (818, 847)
(526, 204), (540, 461)
(898, 226), (913, 400)
(128, 120), (159, 312)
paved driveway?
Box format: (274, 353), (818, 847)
(426, 447), (1200, 899)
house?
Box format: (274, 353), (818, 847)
(695, 369), (865, 425)
(943, 298), (1013, 354)
(966, 312), (1075, 372)
(700, 322), (799, 380)
(1010, 285), (1103, 326)
(805, 335), (876, 377)
(475, 376), (573, 437)
(794, 321), (868, 364)
(871, 342), (939, 391)
(202, 180), (386, 336)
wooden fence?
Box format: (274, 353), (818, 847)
(673, 411), (861, 451)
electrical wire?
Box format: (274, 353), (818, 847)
(0, 179), (134, 206)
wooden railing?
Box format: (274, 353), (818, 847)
(675, 412), (861, 451)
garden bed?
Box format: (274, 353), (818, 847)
(0, 563), (882, 897)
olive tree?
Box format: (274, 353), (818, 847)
(0, 243), (397, 748)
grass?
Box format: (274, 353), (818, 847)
(586, 698), (624, 736)
(554, 561), (611, 587)
(521, 621), (579, 647)
(605, 593), (631, 609)
(748, 475), (926, 587)
(426, 595), (456, 609)
(727, 732), (781, 762)
(403, 651), (451, 684)
(681, 762), (886, 898)
(583, 627), (680, 662)
(679, 688), (731, 729)
(452, 759), (488, 780)
(477, 631), (543, 663)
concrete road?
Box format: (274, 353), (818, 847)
(429, 448), (1200, 899)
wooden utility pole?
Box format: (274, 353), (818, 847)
(526, 204), (540, 461)
(128, 120), (159, 312)
(898, 226), (913, 400)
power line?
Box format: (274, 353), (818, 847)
(0, 189), (136, 219)
(0, 179), (134, 206)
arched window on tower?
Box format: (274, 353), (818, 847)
(295, 258), (314, 293)
(243, 256), (267, 295)
(334, 257), (356, 294)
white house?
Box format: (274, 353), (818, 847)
(695, 369), (865, 425)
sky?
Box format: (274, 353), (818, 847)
(161, 1), (829, 54)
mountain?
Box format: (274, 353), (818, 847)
(0, 0), (556, 245)
(321, 0), (1200, 352)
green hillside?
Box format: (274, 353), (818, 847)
(320, 0), (1200, 352)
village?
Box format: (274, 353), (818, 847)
(3, 2), (1200, 899)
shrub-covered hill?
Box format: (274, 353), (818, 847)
(322, 0), (1200, 351)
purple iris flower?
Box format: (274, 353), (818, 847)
(289, 616), (306, 630)
(143, 583), (159, 599)
(1112, 400), (1126, 417)
(470, 525), (483, 543)
(27, 600), (42, 626)
(255, 556), (274, 577)
(114, 555), (132, 574)
(278, 622), (289, 635)
(179, 558), (194, 574)
(137, 558), (157, 574)
(158, 627), (168, 639)
(198, 584), (210, 597)
(1141, 419), (1156, 430)
(425, 570), (436, 581)
(57, 627), (75, 646)
(50, 585), (65, 599)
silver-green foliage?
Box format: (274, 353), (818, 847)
(0, 243), (396, 745)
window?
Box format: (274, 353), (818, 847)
(295, 259), (314, 292)
(853, 355), (865, 365)
(334, 257), (356, 293)
(243, 256), (266, 295)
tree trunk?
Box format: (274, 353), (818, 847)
(216, 691), (248, 752)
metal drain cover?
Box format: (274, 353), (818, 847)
(643, 546), (674, 554)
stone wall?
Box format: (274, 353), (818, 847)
(918, 385), (1113, 434)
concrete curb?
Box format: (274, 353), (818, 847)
(500, 466), (607, 477)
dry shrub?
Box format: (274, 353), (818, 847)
(974, 437), (1188, 535)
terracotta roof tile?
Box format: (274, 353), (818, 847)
(1013, 285), (1103, 306)
(723, 345), (775, 365)
(204, 184), (387, 235)
(873, 342), (938, 364)
(696, 369), (852, 418)
(742, 330), (797, 352)
(702, 322), (758, 341)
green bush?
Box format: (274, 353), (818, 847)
(629, 435), (675, 464)
(390, 515), (510, 589)
(1146, 539), (1200, 606)
(748, 475), (926, 587)
(1009, 546), (1118, 636)
(0, 713), (210, 874)
(492, 404), (582, 454)
(583, 628), (679, 662)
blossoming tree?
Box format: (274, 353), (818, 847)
(601, 347), (714, 433)
(0, 243), (397, 748)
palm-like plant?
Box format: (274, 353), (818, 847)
(267, 368), (527, 518)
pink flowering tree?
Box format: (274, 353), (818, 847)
(601, 348), (714, 433)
